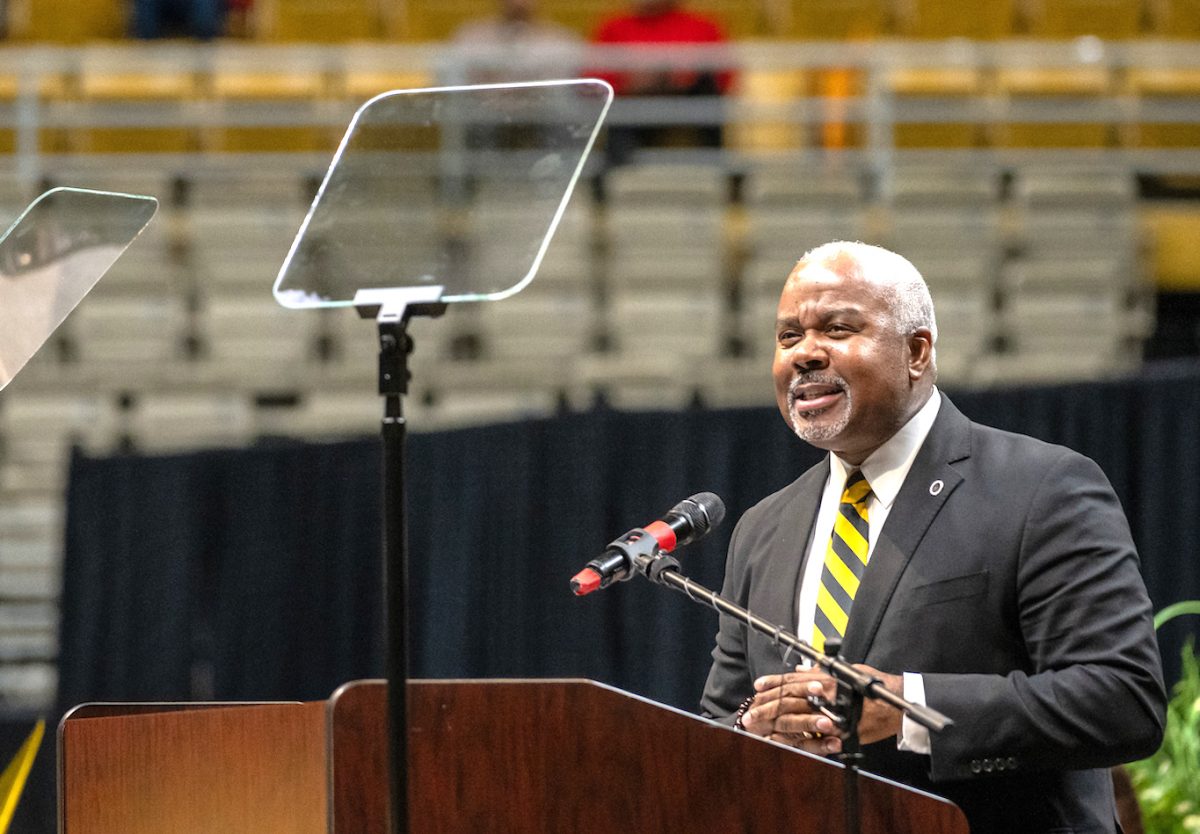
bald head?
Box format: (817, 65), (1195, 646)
(772, 241), (938, 462)
(795, 241), (938, 362)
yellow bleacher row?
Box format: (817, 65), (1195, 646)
(0, 44), (1198, 157)
(0, 158), (1154, 391)
(5, 0), (1200, 43)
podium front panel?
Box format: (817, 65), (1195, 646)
(329, 680), (968, 834)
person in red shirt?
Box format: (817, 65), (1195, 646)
(589, 0), (733, 164)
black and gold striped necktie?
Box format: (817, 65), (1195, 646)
(813, 470), (872, 654)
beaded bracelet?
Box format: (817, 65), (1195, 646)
(733, 694), (756, 730)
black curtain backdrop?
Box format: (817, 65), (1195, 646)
(56, 361), (1200, 721)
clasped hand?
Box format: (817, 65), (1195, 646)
(740, 664), (904, 756)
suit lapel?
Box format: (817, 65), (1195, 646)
(759, 460), (827, 665)
(841, 397), (973, 663)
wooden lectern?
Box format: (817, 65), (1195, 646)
(59, 680), (969, 834)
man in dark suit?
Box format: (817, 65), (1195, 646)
(700, 241), (1165, 834)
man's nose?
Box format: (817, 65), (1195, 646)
(789, 332), (829, 370)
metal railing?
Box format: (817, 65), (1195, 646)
(0, 39), (1197, 186)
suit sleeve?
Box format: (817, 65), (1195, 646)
(921, 452), (1166, 782)
(699, 514), (755, 721)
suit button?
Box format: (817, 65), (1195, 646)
(994, 758), (1006, 772)
(1006, 757), (1018, 770)
(970, 760), (982, 774)
(982, 758), (994, 772)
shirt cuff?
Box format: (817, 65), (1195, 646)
(897, 672), (932, 754)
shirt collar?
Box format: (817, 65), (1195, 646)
(828, 389), (942, 509)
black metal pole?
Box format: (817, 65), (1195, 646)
(371, 297), (444, 834)
(842, 744), (862, 834)
(823, 639), (864, 834)
(379, 317), (410, 834)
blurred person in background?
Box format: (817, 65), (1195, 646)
(589, 0), (733, 165)
(443, 0), (587, 154)
(132, 0), (224, 38)
(448, 0), (583, 84)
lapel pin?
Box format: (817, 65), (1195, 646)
(929, 479), (944, 496)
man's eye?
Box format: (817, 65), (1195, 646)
(778, 331), (799, 344)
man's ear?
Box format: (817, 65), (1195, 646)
(907, 328), (934, 380)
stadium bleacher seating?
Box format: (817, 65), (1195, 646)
(7, 0), (1200, 42)
(253, 0), (384, 42)
(1147, 0), (1200, 37)
(1022, 0), (1143, 39)
(0, 0), (1198, 709)
(6, 0), (125, 42)
(894, 0), (1016, 39)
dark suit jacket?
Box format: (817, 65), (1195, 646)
(701, 396), (1166, 834)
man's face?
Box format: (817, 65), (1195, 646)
(771, 256), (931, 464)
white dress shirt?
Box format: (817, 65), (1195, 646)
(795, 388), (942, 753)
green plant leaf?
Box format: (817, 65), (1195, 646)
(1155, 601), (1200, 631)
(1130, 603), (1200, 833)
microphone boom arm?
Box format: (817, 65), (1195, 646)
(629, 552), (953, 735)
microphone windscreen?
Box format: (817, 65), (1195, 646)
(685, 492), (725, 534)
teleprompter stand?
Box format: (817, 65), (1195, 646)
(354, 287), (447, 834)
(596, 536), (955, 834)
(271, 80), (614, 834)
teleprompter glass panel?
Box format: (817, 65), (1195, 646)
(0, 188), (158, 391)
(273, 79), (612, 308)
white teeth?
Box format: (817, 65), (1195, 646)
(796, 387), (837, 401)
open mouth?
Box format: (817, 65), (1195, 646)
(789, 379), (846, 415)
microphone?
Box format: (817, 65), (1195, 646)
(570, 492), (726, 596)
